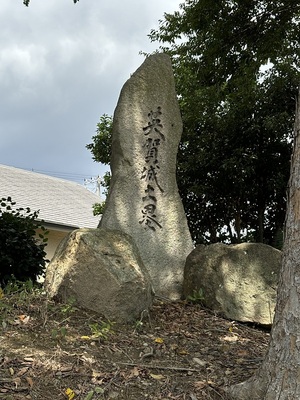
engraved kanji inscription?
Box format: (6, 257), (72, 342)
(142, 107), (165, 141)
(139, 107), (165, 231)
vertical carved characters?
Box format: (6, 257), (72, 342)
(139, 107), (164, 231)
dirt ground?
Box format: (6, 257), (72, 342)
(0, 288), (269, 400)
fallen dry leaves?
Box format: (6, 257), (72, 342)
(0, 291), (270, 399)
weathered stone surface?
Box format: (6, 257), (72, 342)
(99, 53), (194, 299)
(45, 228), (154, 323)
(183, 243), (282, 325)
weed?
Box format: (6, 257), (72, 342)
(51, 326), (68, 341)
(88, 320), (114, 340)
(59, 297), (78, 315)
(134, 309), (151, 333)
(187, 288), (205, 304)
(0, 296), (13, 327)
(134, 320), (144, 332)
(0, 279), (44, 328)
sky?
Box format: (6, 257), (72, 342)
(0, 0), (180, 195)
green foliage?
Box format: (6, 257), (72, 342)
(88, 320), (114, 340)
(51, 326), (68, 341)
(87, 115), (112, 214)
(3, 278), (38, 295)
(83, 387), (105, 400)
(86, 3), (299, 246)
(59, 296), (78, 315)
(86, 114), (113, 165)
(50, 298), (78, 341)
(23, 0), (79, 5)
(100, 170), (111, 194)
(91, 171), (111, 216)
(0, 279), (43, 328)
(92, 172), (111, 216)
(149, 0), (299, 245)
(92, 202), (106, 216)
(0, 197), (48, 286)
(187, 288), (205, 304)
(134, 309), (151, 333)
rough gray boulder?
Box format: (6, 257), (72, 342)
(45, 228), (154, 323)
(99, 53), (194, 299)
(183, 243), (281, 325)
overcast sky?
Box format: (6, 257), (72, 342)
(0, 0), (180, 194)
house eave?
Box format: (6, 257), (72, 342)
(37, 220), (79, 232)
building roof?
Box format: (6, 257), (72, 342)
(0, 164), (101, 229)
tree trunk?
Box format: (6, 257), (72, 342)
(228, 90), (300, 399)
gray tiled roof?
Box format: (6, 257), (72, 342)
(0, 164), (101, 229)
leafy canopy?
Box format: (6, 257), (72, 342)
(86, 114), (112, 215)
(148, 0), (300, 245)
(23, 0), (79, 5)
(86, 1), (299, 246)
(0, 197), (48, 286)
(86, 114), (112, 165)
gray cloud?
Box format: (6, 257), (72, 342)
(0, 0), (179, 189)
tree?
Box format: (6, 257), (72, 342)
(227, 88), (300, 399)
(0, 197), (48, 286)
(86, 114), (112, 215)
(86, 114), (112, 165)
(23, 0), (79, 5)
(148, 0), (300, 245)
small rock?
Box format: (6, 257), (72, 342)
(192, 357), (207, 367)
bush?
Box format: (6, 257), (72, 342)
(0, 197), (48, 286)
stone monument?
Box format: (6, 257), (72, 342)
(99, 53), (194, 299)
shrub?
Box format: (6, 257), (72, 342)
(0, 197), (48, 286)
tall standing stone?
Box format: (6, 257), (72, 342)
(99, 53), (194, 299)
